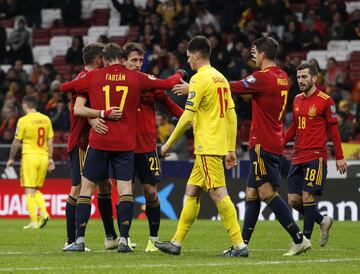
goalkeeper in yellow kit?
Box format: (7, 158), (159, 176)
(156, 36), (248, 257)
(7, 96), (55, 229)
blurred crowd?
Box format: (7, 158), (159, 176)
(0, 0), (360, 160)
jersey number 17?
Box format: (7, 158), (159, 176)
(102, 85), (128, 111)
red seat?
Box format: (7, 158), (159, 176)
(69, 27), (88, 36)
(33, 37), (50, 46)
(350, 51), (360, 61)
(50, 28), (69, 36)
(0, 19), (14, 28)
(349, 72), (360, 81)
(349, 62), (360, 72)
(53, 56), (66, 66)
(110, 36), (127, 46)
(33, 28), (50, 39)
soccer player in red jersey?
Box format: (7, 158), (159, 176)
(285, 62), (347, 248)
(62, 43), (185, 252)
(230, 37), (310, 256)
(121, 43), (183, 252)
(62, 43), (122, 251)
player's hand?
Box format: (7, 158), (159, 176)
(90, 118), (108, 134)
(336, 159), (348, 174)
(6, 159), (14, 168)
(161, 143), (171, 157)
(101, 107), (122, 120)
(176, 69), (188, 80)
(48, 159), (55, 172)
(172, 79), (189, 96)
(225, 152), (237, 169)
(106, 107), (122, 120)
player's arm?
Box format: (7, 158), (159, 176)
(325, 98), (347, 174)
(284, 122), (296, 144)
(47, 137), (55, 172)
(154, 90), (184, 118)
(224, 107), (237, 169)
(60, 72), (91, 93)
(139, 70), (186, 92)
(161, 109), (194, 156)
(285, 102), (297, 143)
(47, 120), (55, 171)
(6, 138), (21, 168)
(230, 72), (264, 95)
(74, 96), (122, 120)
(7, 119), (24, 168)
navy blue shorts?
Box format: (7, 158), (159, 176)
(69, 146), (86, 186)
(82, 147), (134, 182)
(247, 145), (281, 189)
(287, 157), (327, 196)
(134, 151), (161, 185)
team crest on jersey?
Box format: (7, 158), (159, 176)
(308, 104), (316, 118)
(330, 104), (337, 118)
(246, 75), (256, 83)
(295, 106), (299, 112)
(330, 105), (336, 113)
(188, 91), (196, 99)
(147, 74), (156, 80)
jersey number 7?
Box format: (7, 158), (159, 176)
(102, 85), (128, 111)
(278, 90), (288, 121)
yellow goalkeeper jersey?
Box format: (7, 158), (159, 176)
(15, 112), (54, 156)
(185, 65), (235, 156)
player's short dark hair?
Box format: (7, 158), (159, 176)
(122, 42), (144, 60)
(22, 96), (37, 108)
(297, 62), (318, 76)
(82, 43), (105, 65)
(103, 43), (123, 62)
(187, 36), (211, 59)
(252, 37), (279, 60)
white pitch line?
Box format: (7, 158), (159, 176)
(0, 258), (360, 272)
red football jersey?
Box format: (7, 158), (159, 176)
(60, 64), (182, 151)
(66, 69), (90, 152)
(230, 66), (289, 155)
(135, 90), (183, 153)
(285, 89), (343, 164)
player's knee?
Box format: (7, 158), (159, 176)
(144, 190), (157, 202)
(257, 182), (277, 201)
(246, 187), (260, 200)
(209, 186), (228, 203)
(98, 179), (112, 194)
(288, 196), (302, 208)
(302, 191), (315, 203)
(70, 185), (81, 198)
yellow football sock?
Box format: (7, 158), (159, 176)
(25, 193), (37, 223)
(216, 196), (244, 247)
(34, 191), (48, 216)
(172, 196), (200, 245)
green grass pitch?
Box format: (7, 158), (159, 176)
(0, 219), (359, 273)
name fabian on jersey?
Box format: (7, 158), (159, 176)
(105, 73), (126, 81)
